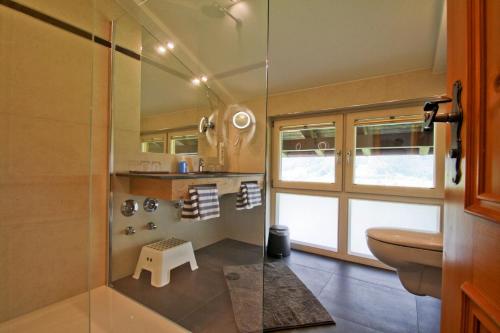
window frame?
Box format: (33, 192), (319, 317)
(272, 114), (344, 192)
(167, 129), (199, 156)
(140, 133), (167, 153)
(345, 107), (445, 199)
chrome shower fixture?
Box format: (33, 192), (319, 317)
(143, 198), (159, 213)
(121, 199), (139, 217)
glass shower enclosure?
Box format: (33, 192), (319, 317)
(109, 1), (269, 332)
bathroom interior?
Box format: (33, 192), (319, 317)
(2, 0), (500, 333)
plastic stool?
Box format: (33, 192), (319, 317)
(133, 238), (198, 287)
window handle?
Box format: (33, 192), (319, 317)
(346, 150), (352, 164)
(336, 150), (342, 164)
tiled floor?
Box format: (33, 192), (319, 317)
(112, 239), (441, 333)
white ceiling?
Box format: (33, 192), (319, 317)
(119, 0), (446, 116)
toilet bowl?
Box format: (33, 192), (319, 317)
(366, 227), (443, 299)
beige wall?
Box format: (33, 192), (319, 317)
(141, 69), (446, 175)
(0, 0), (113, 322)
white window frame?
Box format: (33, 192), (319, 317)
(270, 106), (445, 268)
(272, 114), (344, 192)
(345, 107), (445, 199)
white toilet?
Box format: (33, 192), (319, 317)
(366, 227), (443, 299)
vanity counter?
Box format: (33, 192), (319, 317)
(115, 171), (265, 201)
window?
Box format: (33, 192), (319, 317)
(276, 193), (339, 251)
(271, 107), (444, 267)
(273, 115), (343, 191)
(346, 108), (444, 198)
(280, 125), (336, 183)
(348, 198), (441, 258)
(170, 134), (198, 155)
(353, 116), (434, 187)
(141, 134), (166, 153)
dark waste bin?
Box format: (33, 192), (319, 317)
(267, 225), (291, 258)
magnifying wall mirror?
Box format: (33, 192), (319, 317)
(232, 111), (252, 129)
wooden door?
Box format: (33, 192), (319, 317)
(442, 0), (500, 332)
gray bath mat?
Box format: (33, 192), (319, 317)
(223, 262), (335, 332)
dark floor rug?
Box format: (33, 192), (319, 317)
(223, 262), (335, 332)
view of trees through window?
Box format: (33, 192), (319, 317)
(280, 124), (336, 183)
(353, 119), (435, 188)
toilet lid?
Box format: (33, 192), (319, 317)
(366, 228), (443, 251)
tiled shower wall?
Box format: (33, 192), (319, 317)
(0, 0), (117, 322)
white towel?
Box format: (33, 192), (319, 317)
(236, 182), (262, 210)
(181, 184), (220, 221)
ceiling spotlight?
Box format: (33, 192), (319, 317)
(192, 78), (201, 86)
(156, 45), (166, 54)
(201, 75), (208, 82)
(167, 42), (175, 50)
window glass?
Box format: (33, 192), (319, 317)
(141, 136), (165, 153)
(277, 193), (338, 250)
(171, 135), (198, 155)
(348, 199), (440, 257)
(280, 124), (336, 183)
(353, 116), (435, 188)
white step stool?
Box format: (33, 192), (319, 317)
(133, 238), (198, 287)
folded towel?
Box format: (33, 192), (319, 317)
(236, 182), (262, 210)
(181, 184), (220, 221)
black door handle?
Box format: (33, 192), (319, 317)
(423, 80), (464, 184)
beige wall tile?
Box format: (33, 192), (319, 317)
(0, 176), (89, 227)
(0, 1), (112, 321)
(91, 125), (109, 176)
(90, 174), (108, 288)
(93, 45), (111, 129)
(7, 116), (91, 177)
(14, 0), (94, 32)
(3, 220), (89, 320)
(0, 7), (93, 125)
(113, 14), (142, 54)
(112, 53), (141, 131)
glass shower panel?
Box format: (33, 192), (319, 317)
(0, 1), (96, 332)
(109, 1), (268, 332)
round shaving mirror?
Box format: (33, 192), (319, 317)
(232, 111), (252, 129)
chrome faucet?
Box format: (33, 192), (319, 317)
(198, 158), (205, 172)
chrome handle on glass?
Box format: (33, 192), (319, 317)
(336, 150), (342, 164)
(346, 150), (352, 164)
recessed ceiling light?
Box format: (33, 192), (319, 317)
(192, 78), (201, 86)
(156, 45), (166, 54)
(167, 42), (175, 50)
(201, 75), (208, 82)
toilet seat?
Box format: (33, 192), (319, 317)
(367, 228), (443, 252)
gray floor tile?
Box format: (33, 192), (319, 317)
(287, 263), (333, 296)
(319, 273), (418, 333)
(280, 316), (383, 333)
(416, 296), (441, 333)
(282, 250), (346, 274)
(178, 292), (239, 333)
(113, 241), (439, 333)
(333, 262), (405, 291)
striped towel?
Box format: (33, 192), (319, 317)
(236, 181), (262, 210)
(181, 184), (220, 221)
